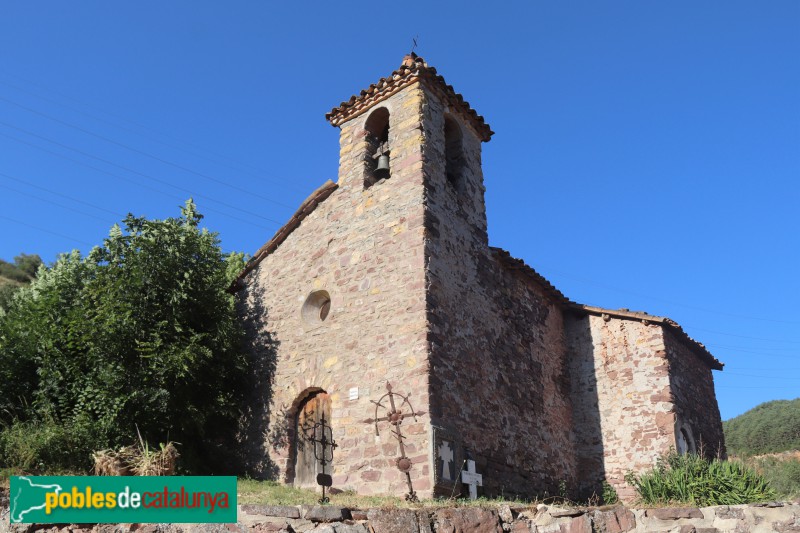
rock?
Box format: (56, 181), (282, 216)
(331, 524), (369, 533)
(508, 521), (534, 533)
(592, 507), (636, 533)
(432, 508), (503, 533)
(304, 506), (351, 523)
(306, 526), (336, 533)
(240, 506), (300, 519)
(772, 516), (800, 533)
(550, 509), (586, 518)
(645, 508), (704, 520)
(559, 514), (591, 533)
(715, 506), (744, 520)
(242, 524), (287, 533)
(286, 519), (317, 533)
(497, 505), (515, 524)
(367, 509), (431, 533)
(349, 510), (368, 521)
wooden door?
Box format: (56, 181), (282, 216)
(294, 391), (331, 486)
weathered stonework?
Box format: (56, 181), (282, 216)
(5, 501), (800, 533)
(233, 54), (725, 500)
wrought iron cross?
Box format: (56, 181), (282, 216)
(304, 411), (337, 504)
(365, 382), (425, 502)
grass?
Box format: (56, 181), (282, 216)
(238, 479), (536, 509)
(738, 454), (800, 499)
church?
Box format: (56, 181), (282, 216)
(230, 54), (725, 501)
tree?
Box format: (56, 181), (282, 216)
(724, 398), (800, 456)
(0, 200), (248, 473)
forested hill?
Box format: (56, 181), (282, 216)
(0, 254), (42, 310)
(724, 398), (800, 456)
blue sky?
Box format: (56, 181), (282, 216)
(1, 2), (797, 420)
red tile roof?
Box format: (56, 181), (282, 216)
(326, 53), (494, 142)
(490, 247), (723, 370)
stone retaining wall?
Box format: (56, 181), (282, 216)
(4, 500), (799, 533)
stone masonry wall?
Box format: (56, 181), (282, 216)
(7, 500), (800, 533)
(566, 314), (675, 500)
(665, 329), (727, 459)
(242, 84), (433, 496)
(421, 84), (577, 498)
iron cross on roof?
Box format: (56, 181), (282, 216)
(365, 382), (426, 502)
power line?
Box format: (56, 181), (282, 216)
(0, 170), (124, 217)
(721, 372), (800, 380)
(0, 75), (310, 194)
(705, 343), (798, 353)
(0, 126), (283, 228)
(0, 183), (117, 224)
(539, 263), (800, 325)
(0, 133), (276, 231)
(0, 94), (297, 210)
(0, 215), (94, 246)
(716, 385), (800, 390)
(681, 325), (800, 344)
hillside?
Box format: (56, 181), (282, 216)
(0, 254), (42, 310)
(724, 398), (800, 456)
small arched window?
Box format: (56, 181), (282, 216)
(676, 423), (697, 455)
(444, 115), (464, 188)
(364, 107), (390, 188)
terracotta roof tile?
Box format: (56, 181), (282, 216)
(326, 53), (494, 142)
(490, 247), (723, 371)
(570, 304), (724, 370)
(490, 247), (572, 305)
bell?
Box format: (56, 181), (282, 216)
(374, 153), (390, 180)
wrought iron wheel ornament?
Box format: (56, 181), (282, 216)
(304, 411), (338, 504)
(365, 382), (426, 502)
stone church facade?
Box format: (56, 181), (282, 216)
(231, 54), (725, 501)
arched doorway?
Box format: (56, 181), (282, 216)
(292, 389), (332, 487)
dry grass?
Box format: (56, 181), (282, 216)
(92, 442), (179, 476)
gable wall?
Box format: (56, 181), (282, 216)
(566, 315), (675, 500)
(242, 85), (433, 496)
(664, 329), (726, 458)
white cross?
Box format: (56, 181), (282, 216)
(461, 459), (482, 500)
(438, 440), (454, 480)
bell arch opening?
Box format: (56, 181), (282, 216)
(364, 107), (390, 188)
(444, 114), (464, 190)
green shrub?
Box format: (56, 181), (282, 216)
(602, 480), (619, 504)
(0, 415), (110, 474)
(0, 202), (251, 474)
(751, 457), (800, 498)
(626, 452), (776, 506)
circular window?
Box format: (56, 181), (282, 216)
(302, 290), (331, 324)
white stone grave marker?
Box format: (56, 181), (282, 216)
(438, 440), (454, 480)
(461, 459), (482, 500)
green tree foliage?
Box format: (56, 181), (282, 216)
(0, 201), (248, 473)
(724, 398), (800, 456)
(626, 452), (776, 506)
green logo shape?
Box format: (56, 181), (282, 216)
(10, 476), (237, 524)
